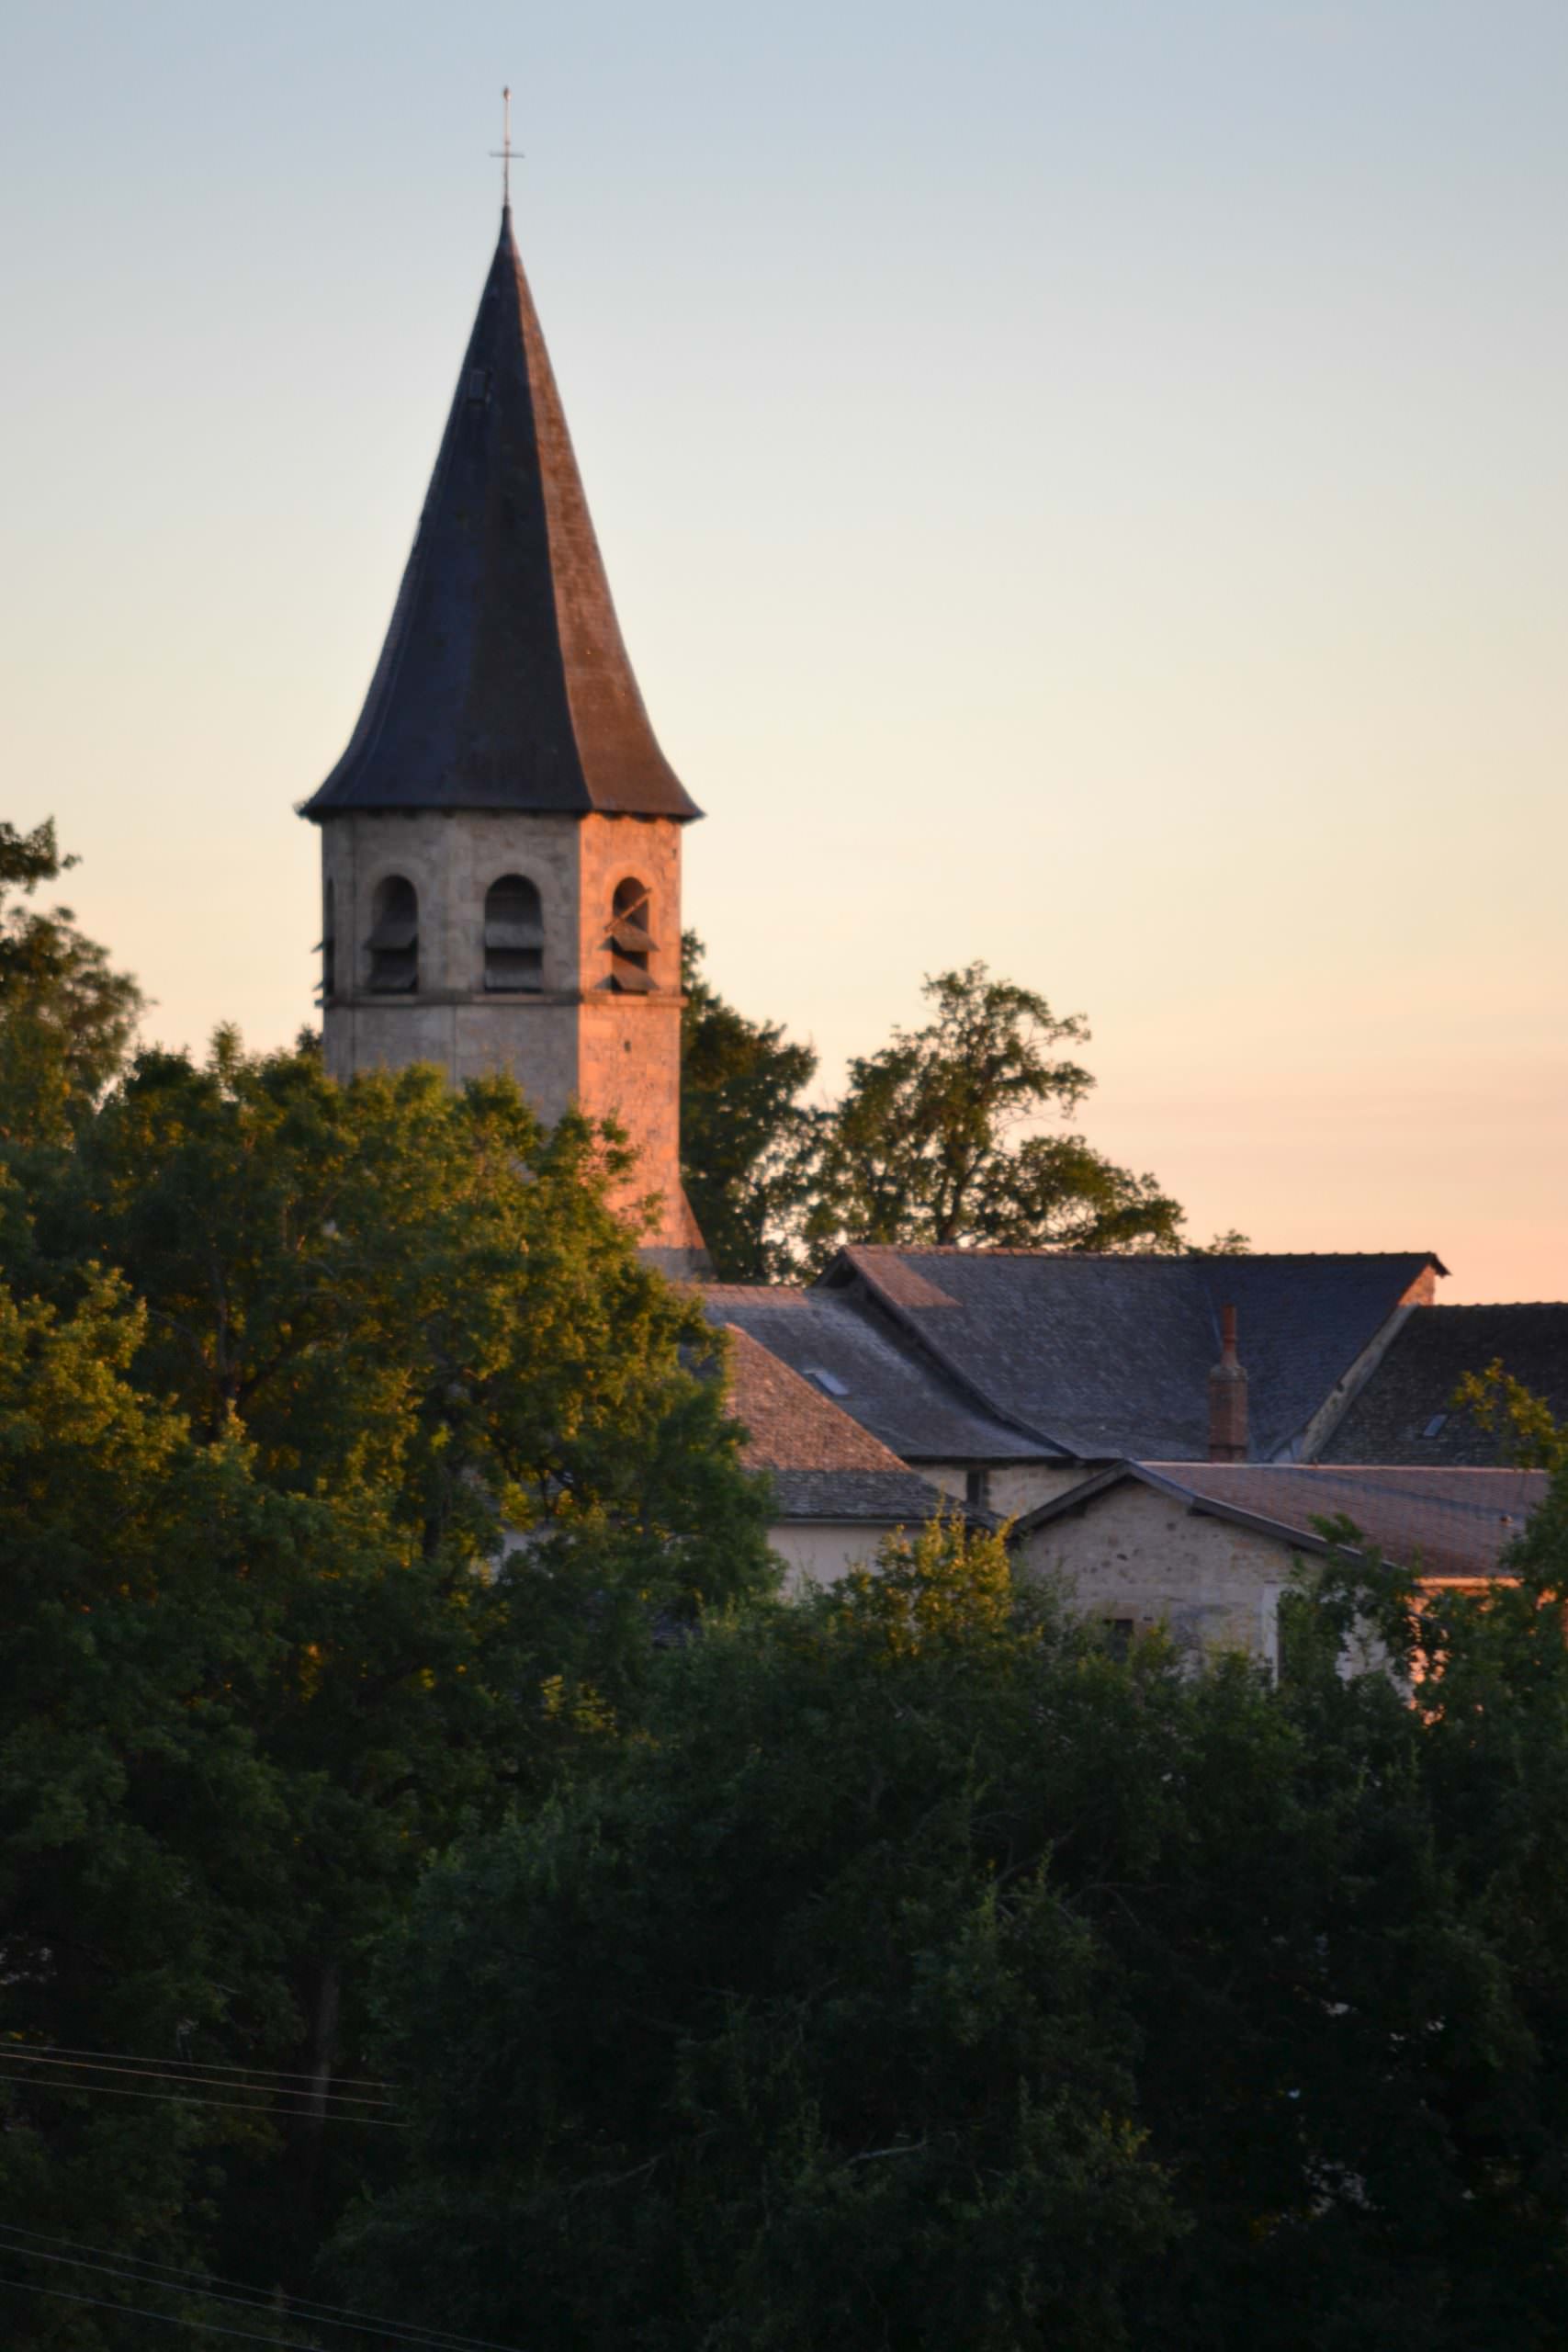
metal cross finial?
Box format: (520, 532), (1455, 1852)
(491, 86), (518, 211)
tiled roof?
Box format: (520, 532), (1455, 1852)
(721, 1326), (947, 1523)
(1024, 1461), (1547, 1582)
(1321, 1305), (1568, 1466)
(820, 1247), (1444, 1463)
(702, 1285), (1046, 1464)
(767, 1469), (953, 1521)
(303, 209), (698, 823)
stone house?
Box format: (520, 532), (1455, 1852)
(708, 1245), (1447, 1519)
(1016, 1461), (1549, 1669)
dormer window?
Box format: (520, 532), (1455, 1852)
(607, 877), (655, 993)
(367, 876), (418, 993)
(484, 874), (544, 991)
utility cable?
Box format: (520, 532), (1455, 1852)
(0, 2267), (359, 2350)
(0, 2066), (406, 2123)
(0, 2038), (389, 2087)
(0, 2050), (396, 2107)
(0, 2235), (516, 2352)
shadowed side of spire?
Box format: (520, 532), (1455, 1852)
(304, 210), (700, 821)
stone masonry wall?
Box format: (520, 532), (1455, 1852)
(920, 1461), (1091, 1520)
(318, 808), (701, 1252)
(1016, 1479), (1297, 1668)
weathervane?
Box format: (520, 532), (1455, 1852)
(491, 85), (518, 210)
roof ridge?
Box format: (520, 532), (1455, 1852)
(1145, 1459), (1546, 1475)
(855, 1245), (1441, 1265)
(1425, 1299), (1568, 1312)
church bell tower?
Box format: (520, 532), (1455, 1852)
(301, 199), (707, 1270)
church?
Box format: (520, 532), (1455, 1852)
(304, 201), (1561, 1641)
(300, 197), (705, 1273)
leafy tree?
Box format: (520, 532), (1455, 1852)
(0, 1033), (775, 2329)
(0, 1272), (309, 2320)
(679, 953), (1242, 1275)
(1453, 1359), (1568, 1472)
(804, 962), (1200, 1261)
(680, 933), (818, 1281)
(336, 1521), (1176, 2350)
(0, 819), (142, 1145)
(340, 1493), (1568, 2351)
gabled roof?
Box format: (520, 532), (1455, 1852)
(702, 1285), (1050, 1464)
(721, 1326), (950, 1523)
(303, 209), (699, 823)
(1021, 1460), (1547, 1582)
(1321, 1304), (1568, 1465)
(818, 1247), (1446, 1462)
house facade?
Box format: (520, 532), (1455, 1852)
(1014, 1461), (1549, 1668)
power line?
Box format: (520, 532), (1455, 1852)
(0, 2067), (407, 2124)
(0, 2050), (396, 2108)
(0, 2235), (518, 2352)
(0, 2038), (390, 2088)
(0, 2267), (355, 2351)
(0, 2228), (519, 2351)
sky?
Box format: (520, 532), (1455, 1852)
(0, 0), (1562, 1302)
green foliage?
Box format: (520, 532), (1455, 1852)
(0, 819), (143, 1145)
(804, 961), (1218, 1260)
(1453, 1360), (1568, 1472)
(678, 950), (1242, 1272)
(0, 1272), (308, 2299)
(680, 933), (819, 1281)
(831, 1506), (1021, 1654)
(0, 1024), (775, 2334)
(338, 1525), (1174, 2349)
(341, 1490), (1568, 2350)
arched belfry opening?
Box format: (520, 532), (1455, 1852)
(607, 877), (655, 992)
(319, 879), (336, 1005)
(367, 876), (419, 993)
(485, 874), (544, 991)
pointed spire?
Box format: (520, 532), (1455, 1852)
(304, 209), (700, 822)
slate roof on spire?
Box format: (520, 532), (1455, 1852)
(303, 209), (700, 822)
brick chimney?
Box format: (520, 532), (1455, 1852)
(1208, 1305), (1248, 1463)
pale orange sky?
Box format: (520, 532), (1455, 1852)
(1, 1), (1563, 1303)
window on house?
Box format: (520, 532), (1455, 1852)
(607, 876), (655, 992)
(1421, 1414), (1448, 1440)
(367, 876), (419, 993)
(964, 1466), (990, 1512)
(317, 879), (336, 1004)
(484, 874), (544, 991)
(805, 1367), (849, 1398)
(1104, 1619), (1134, 1661)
